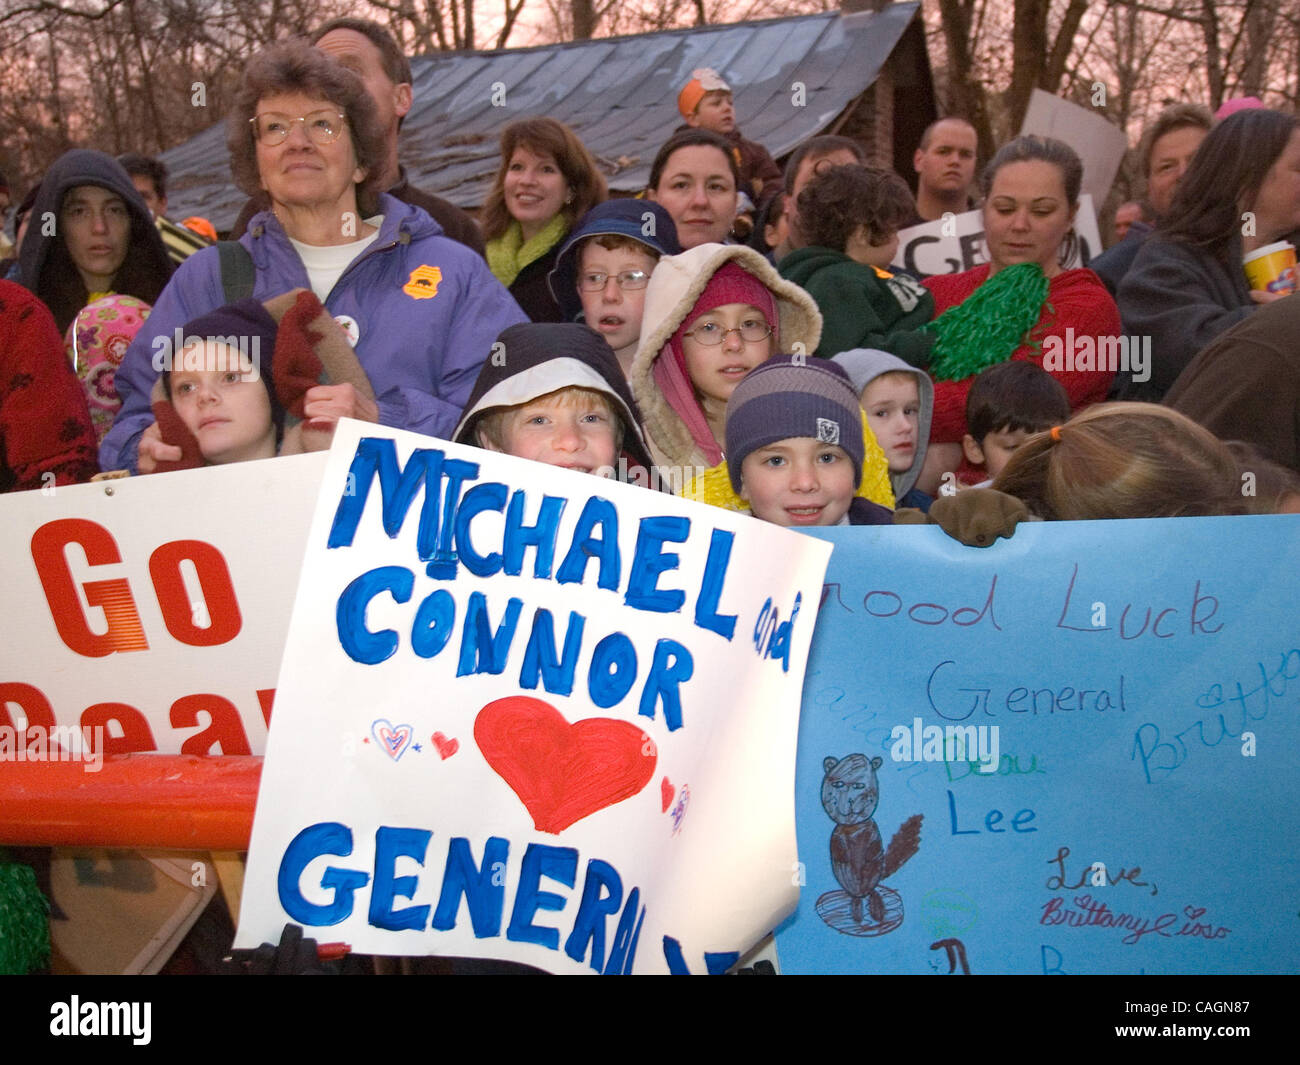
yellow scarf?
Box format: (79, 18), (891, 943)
(486, 215), (569, 289)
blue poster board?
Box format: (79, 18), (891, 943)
(775, 518), (1300, 975)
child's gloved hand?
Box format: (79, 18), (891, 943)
(147, 400), (203, 473)
(930, 489), (1028, 546)
(894, 489), (1028, 547)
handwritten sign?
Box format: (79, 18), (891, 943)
(0, 454), (327, 757)
(775, 519), (1300, 974)
(893, 195), (1103, 280)
(236, 419), (832, 973)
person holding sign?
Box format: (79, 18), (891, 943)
(101, 40), (526, 475)
(917, 136), (1120, 491)
(1117, 108), (1300, 401)
(453, 322), (653, 483)
(630, 243), (821, 476)
(899, 403), (1258, 548)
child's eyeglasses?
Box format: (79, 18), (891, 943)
(578, 270), (651, 291)
(684, 320), (773, 345)
(251, 110), (347, 146)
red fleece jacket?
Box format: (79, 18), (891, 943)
(922, 265), (1121, 443)
(1, 280), (98, 491)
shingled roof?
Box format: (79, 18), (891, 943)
(162, 4), (925, 230)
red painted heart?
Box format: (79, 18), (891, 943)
(432, 732), (459, 760)
(661, 777), (675, 812)
(474, 696), (657, 834)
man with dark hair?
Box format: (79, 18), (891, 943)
(1091, 102), (1213, 295)
(770, 135), (866, 264)
(118, 152), (212, 265)
(905, 116), (977, 226)
(227, 17), (484, 256)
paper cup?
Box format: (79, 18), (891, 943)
(1243, 241), (1297, 293)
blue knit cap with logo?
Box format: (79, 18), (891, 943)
(724, 354), (865, 493)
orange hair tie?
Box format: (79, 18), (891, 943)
(1050, 426), (1063, 442)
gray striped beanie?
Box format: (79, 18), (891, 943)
(724, 354), (864, 492)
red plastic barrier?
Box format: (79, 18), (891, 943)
(0, 754), (260, 849)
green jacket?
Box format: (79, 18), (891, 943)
(780, 246), (935, 365)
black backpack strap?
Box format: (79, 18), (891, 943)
(216, 240), (256, 303)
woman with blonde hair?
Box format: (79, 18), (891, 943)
(991, 403), (1248, 520)
(902, 403), (1262, 548)
(482, 117), (607, 322)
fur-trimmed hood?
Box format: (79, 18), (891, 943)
(629, 242), (823, 474)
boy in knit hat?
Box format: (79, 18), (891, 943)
(725, 354), (893, 527)
(677, 68), (781, 208)
(454, 322), (654, 483)
(147, 290), (374, 472)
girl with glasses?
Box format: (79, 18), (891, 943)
(629, 242), (822, 480)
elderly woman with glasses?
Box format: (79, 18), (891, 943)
(101, 38), (526, 474)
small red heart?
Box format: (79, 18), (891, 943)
(474, 696), (656, 834)
(661, 777), (674, 812)
(432, 732), (459, 759)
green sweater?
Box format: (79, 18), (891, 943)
(780, 246), (936, 365)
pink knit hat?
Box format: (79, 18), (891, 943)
(667, 261), (778, 380)
(1215, 96), (1265, 120)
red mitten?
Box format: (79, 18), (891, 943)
(149, 400), (204, 472)
(269, 291), (327, 419)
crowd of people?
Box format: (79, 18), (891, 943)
(3, 15), (1298, 529)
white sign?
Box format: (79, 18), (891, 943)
(236, 420), (832, 973)
(893, 195), (1104, 279)
(1020, 89), (1129, 205)
(0, 454), (327, 757)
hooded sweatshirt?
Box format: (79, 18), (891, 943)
(18, 149), (172, 333)
(629, 243), (822, 474)
(832, 348), (935, 510)
(454, 322), (653, 480)
(779, 246), (936, 365)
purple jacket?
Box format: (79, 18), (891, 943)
(100, 195), (527, 471)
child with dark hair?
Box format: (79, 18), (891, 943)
(957, 361), (1071, 487)
(779, 166), (935, 363)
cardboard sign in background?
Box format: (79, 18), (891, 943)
(237, 421), (831, 973)
(893, 195), (1103, 279)
(776, 520), (1300, 974)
